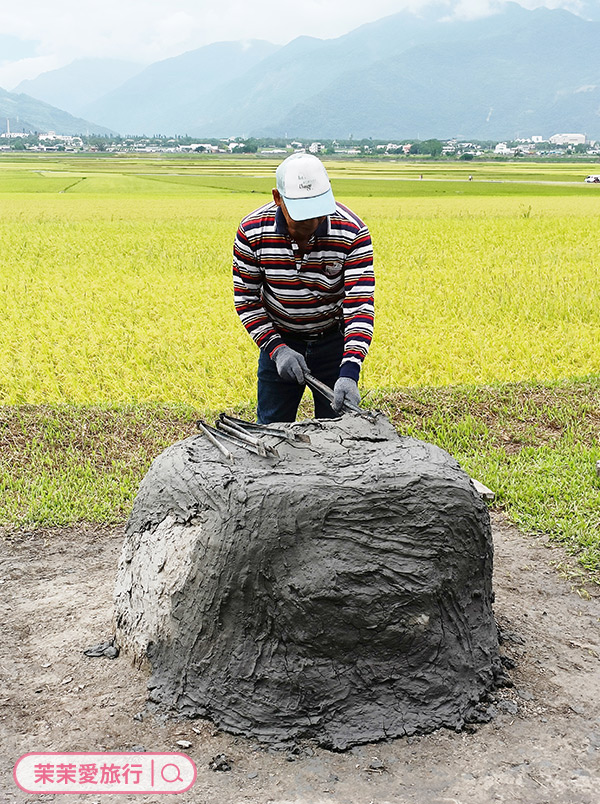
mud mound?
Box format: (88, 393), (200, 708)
(114, 414), (502, 749)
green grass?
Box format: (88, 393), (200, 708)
(1, 378), (598, 577)
(0, 403), (200, 525)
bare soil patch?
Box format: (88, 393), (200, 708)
(1, 512), (599, 804)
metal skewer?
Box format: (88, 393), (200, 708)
(197, 419), (279, 459)
(199, 420), (262, 457)
(196, 419), (234, 461)
(219, 414), (311, 444)
(304, 372), (367, 417)
(215, 419), (279, 458)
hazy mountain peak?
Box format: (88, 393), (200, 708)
(82, 38), (279, 136)
(14, 58), (144, 117)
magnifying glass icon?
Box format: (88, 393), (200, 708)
(161, 764), (184, 783)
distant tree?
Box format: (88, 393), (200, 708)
(420, 139), (444, 157)
(86, 136), (107, 151)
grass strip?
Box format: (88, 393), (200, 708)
(1, 378), (599, 576)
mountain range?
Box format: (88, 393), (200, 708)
(15, 59), (144, 118)
(0, 87), (114, 136)
(3, 2), (600, 140)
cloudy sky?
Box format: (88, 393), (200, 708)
(0, 0), (591, 89)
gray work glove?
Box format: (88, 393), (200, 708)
(332, 377), (360, 412)
(272, 345), (309, 383)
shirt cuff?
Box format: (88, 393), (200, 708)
(264, 335), (285, 358)
(338, 360), (361, 382)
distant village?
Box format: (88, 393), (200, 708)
(0, 129), (598, 158)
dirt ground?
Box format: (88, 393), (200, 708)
(1, 511), (599, 804)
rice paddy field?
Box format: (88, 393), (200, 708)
(1, 153), (599, 573)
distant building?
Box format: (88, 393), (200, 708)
(549, 133), (586, 146)
(39, 132), (84, 149)
(309, 142), (324, 154)
(494, 142), (515, 155)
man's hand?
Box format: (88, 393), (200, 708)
(332, 377), (360, 412)
(272, 345), (309, 383)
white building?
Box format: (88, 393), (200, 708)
(549, 133), (586, 146)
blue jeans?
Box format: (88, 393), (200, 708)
(257, 330), (344, 424)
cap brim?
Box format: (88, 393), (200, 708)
(282, 188), (336, 221)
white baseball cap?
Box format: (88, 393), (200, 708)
(275, 153), (336, 221)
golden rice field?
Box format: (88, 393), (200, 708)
(1, 155), (600, 408)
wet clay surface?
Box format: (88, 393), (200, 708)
(1, 512), (599, 804)
(115, 417), (501, 747)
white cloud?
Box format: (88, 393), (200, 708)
(512, 0), (585, 8)
(0, 0), (588, 89)
(0, 56), (62, 90)
(449, 0), (503, 20)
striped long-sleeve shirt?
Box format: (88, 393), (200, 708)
(233, 201), (374, 381)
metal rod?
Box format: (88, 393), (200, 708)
(204, 421), (279, 459)
(216, 420), (274, 457)
(304, 372), (335, 403)
(196, 420), (233, 461)
(219, 414), (311, 444)
(304, 372), (365, 416)
(304, 373), (376, 420)
(203, 421), (262, 456)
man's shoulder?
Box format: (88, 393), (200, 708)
(239, 201), (277, 231)
(331, 202), (368, 233)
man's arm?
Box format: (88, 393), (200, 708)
(339, 224), (375, 381)
(233, 224), (284, 356)
(233, 224), (308, 384)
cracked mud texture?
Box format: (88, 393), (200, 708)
(114, 414), (502, 749)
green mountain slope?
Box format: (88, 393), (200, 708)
(271, 7), (600, 140)
(0, 88), (115, 136)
